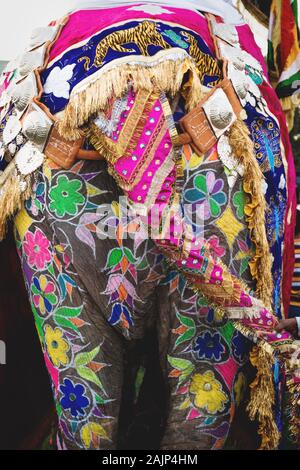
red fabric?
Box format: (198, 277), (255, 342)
(280, 0), (296, 70)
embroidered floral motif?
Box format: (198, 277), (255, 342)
(45, 325), (70, 367)
(193, 331), (225, 362)
(31, 274), (58, 315)
(43, 64), (76, 99)
(49, 175), (85, 218)
(190, 370), (229, 414)
(23, 229), (51, 270)
(232, 331), (251, 364)
(184, 171), (227, 219)
(60, 378), (90, 418)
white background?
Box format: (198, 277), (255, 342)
(0, 0), (74, 60)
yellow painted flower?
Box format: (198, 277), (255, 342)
(190, 370), (228, 414)
(45, 325), (70, 367)
(234, 372), (246, 406)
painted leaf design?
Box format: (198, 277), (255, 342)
(95, 394), (106, 405)
(47, 264), (55, 276)
(175, 328), (196, 348)
(75, 225), (96, 257)
(176, 311), (196, 329)
(54, 306), (82, 332)
(77, 365), (106, 395)
(79, 213), (103, 225)
(167, 355), (195, 384)
(167, 355), (193, 371)
(106, 248), (123, 268)
(123, 247), (136, 264)
(75, 346), (100, 368)
(81, 422), (109, 449)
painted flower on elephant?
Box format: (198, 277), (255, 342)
(193, 331), (225, 361)
(232, 331), (251, 364)
(49, 175), (85, 218)
(190, 370), (228, 414)
(31, 275), (58, 315)
(60, 378), (90, 418)
(45, 325), (70, 367)
(185, 171), (226, 219)
(23, 229), (51, 270)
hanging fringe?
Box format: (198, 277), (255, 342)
(246, 345), (280, 450)
(0, 165), (32, 240)
(58, 56), (203, 140)
(285, 375), (300, 446)
(228, 119), (274, 310)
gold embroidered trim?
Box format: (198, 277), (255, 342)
(59, 56), (203, 140)
(228, 119), (274, 310)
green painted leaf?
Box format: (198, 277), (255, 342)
(179, 364), (195, 384)
(175, 329), (196, 348)
(167, 355), (193, 371)
(47, 264), (55, 276)
(123, 247), (136, 264)
(54, 315), (79, 332)
(75, 346), (100, 368)
(56, 402), (63, 417)
(55, 306), (82, 318)
(107, 248), (123, 268)
(77, 365), (106, 395)
(95, 394), (106, 405)
(176, 311), (196, 329)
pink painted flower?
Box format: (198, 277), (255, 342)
(23, 229), (51, 270)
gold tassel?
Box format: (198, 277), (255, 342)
(58, 57), (202, 140)
(228, 119), (273, 310)
(0, 167), (32, 240)
(247, 345), (280, 450)
(285, 376), (300, 445)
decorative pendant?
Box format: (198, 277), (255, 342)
(15, 142), (44, 176)
(19, 45), (46, 77)
(9, 73), (38, 114)
(0, 90), (11, 108)
(22, 102), (53, 151)
(28, 25), (59, 50)
(203, 89), (235, 138)
(3, 115), (22, 145)
(211, 20), (239, 46)
(217, 135), (244, 188)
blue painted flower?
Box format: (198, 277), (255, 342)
(108, 303), (134, 329)
(193, 331), (225, 361)
(232, 331), (251, 364)
(60, 378), (89, 418)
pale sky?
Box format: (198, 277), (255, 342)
(0, 0), (74, 60)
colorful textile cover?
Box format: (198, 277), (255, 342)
(36, 6), (300, 447)
(0, 4), (299, 449)
(268, 0), (300, 129)
(37, 5), (296, 317)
